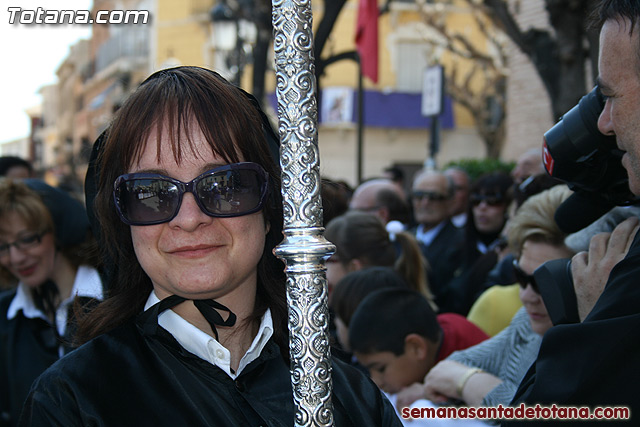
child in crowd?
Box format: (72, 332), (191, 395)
(331, 267), (410, 352)
(349, 288), (488, 395)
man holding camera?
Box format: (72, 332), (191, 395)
(505, 1), (640, 424)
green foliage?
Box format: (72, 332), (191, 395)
(443, 158), (515, 182)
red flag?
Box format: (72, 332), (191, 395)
(355, 0), (379, 83)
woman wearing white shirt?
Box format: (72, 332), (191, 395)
(0, 179), (103, 426)
(19, 67), (400, 426)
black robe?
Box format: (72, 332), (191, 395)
(411, 220), (465, 312)
(1, 290), (101, 427)
(18, 307), (403, 427)
(503, 232), (640, 426)
(0, 290), (59, 427)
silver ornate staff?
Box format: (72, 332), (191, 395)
(271, 0), (335, 424)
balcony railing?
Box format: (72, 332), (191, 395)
(95, 27), (149, 73)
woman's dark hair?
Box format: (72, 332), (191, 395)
(0, 156), (33, 177)
(321, 178), (351, 226)
(330, 267), (409, 326)
(77, 67), (287, 353)
(324, 211), (436, 309)
(325, 211), (396, 268)
(462, 171), (513, 261)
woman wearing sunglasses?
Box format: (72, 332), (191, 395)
(19, 67), (401, 426)
(395, 185), (574, 411)
(0, 179), (103, 426)
(443, 172), (513, 316)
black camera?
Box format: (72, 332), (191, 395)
(542, 86), (639, 234)
(543, 86), (631, 199)
(534, 86), (639, 325)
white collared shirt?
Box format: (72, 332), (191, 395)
(7, 265), (104, 356)
(415, 221), (447, 247)
(451, 212), (467, 228)
(476, 237), (503, 255)
(144, 291), (274, 380)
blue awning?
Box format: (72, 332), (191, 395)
(269, 89), (455, 129)
(88, 83), (116, 111)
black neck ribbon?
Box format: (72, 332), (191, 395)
(142, 294), (237, 341)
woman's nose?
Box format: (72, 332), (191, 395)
(7, 245), (28, 264)
(168, 193), (213, 231)
(520, 283), (540, 304)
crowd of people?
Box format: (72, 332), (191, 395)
(0, 1), (639, 425)
(321, 150), (574, 420)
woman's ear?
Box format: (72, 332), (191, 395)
(347, 258), (364, 272)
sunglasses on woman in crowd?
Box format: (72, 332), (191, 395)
(470, 193), (506, 207)
(512, 258), (539, 294)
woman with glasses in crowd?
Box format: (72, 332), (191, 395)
(0, 179), (103, 426)
(443, 172), (513, 315)
(19, 67), (401, 426)
(395, 185), (574, 411)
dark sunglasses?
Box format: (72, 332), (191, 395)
(113, 162), (269, 226)
(470, 194), (505, 207)
(512, 259), (539, 293)
(412, 190), (448, 202)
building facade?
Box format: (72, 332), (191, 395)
(26, 0), (560, 190)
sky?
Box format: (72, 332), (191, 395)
(0, 0), (92, 144)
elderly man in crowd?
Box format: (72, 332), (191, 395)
(410, 170), (464, 311)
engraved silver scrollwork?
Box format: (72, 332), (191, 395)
(272, 0), (335, 425)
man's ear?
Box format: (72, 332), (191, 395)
(404, 333), (429, 360)
(379, 206), (390, 224)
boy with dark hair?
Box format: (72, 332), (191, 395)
(349, 288), (488, 394)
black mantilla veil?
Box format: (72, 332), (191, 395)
(81, 67), (287, 354)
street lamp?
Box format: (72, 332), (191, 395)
(210, 2), (255, 86)
(210, 2), (236, 50)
